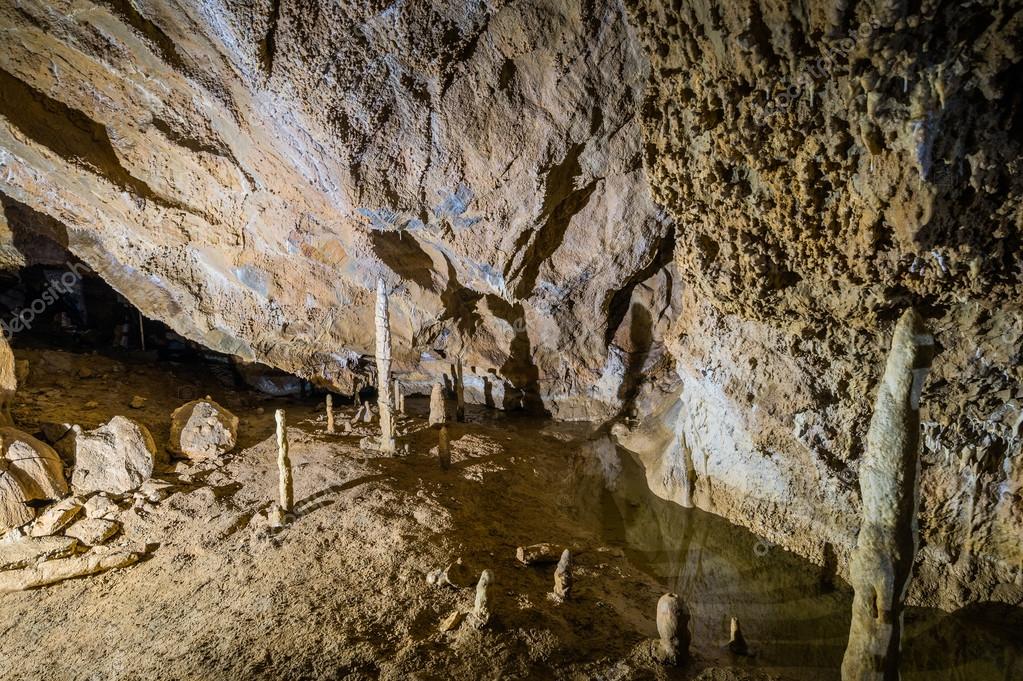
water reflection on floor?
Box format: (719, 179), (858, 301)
(560, 432), (1022, 681)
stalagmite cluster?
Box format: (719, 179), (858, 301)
(841, 309), (934, 681)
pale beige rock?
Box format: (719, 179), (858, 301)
(0, 535), (77, 571)
(325, 394), (335, 434)
(72, 417), (156, 494)
(83, 494), (119, 520)
(29, 498), (82, 537)
(64, 518), (120, 546)
(516, 543), (563, 566)
(438, 610), (465, 633)
(842, 310), (933, 681)
(1, 427), (68, 500)
(169, 399), (239, 460)
(0, 544), (143, 593)
(0, 466), (34, 533)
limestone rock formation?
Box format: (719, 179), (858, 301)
(72, 416), (156, 494)
(620, 0), (1023, 610)
(0, 0), (671, 423)
(169, 399), (239, 460)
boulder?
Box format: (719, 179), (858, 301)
(1, 428), (68, 500)
(169, 399), (239, 460)
(64, 518), (119, 546)
(72, 417), (156, 494)
(0, 428), (69, 532)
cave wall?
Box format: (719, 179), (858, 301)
(1, 0), (1021, 611)
(622, 0), (1023, 609)
(0, 0), (676, 418)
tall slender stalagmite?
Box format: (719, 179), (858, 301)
(325, 394), (335, 434)
(454, 358), (465, 422)
(275, 409), (294, 513)
(375, 278), (396, 454)
(393, 379), (404, 415)
(841, 308), (933, 681)
(430, 382), (450, 469)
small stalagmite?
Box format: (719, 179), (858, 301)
(471, 569), (494, 628)
(271, 409), (293, 526)
(841, 309), (934, 681)
(325, 394), (335, 434)
(430, 382), (450, 469)
(727, 617), (749, 656)
(453, 358), (465, 422)
(654, 593), (690, 665)
(374, 279), (396, 454)
(553, 549), (571, 602)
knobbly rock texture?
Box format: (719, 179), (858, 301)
(72, 417), (156, 494)
(619, 0), (1023, 610)
(0, 0), (676, 421)
(169, 399), (239, 460)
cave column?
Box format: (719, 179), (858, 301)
(841, 308), (933, 681)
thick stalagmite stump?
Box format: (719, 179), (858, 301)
(841, 309), (933, 681)
(325, 394), (335, 434)
(472, 569), (494, 628)
(654, 593), (690, 665)
(275, 409), (294, 517)
(374, 280), (396, 454)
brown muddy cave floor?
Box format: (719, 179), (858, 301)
(1, 349), (1020, 681)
